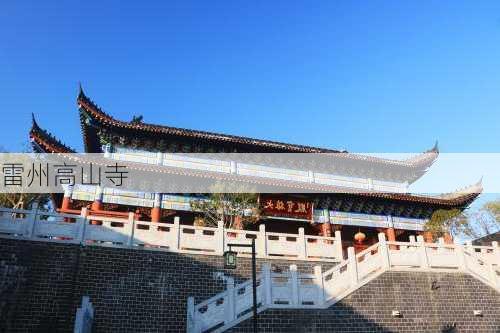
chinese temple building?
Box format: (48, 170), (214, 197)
(29, 86), (482, 252)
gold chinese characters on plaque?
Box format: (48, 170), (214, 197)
(260, 195), (313, 220)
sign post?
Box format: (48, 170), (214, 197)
(224, 238), (258, 333)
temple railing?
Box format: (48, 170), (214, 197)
(187, 234), (500, 333)
(0, 205), (342, 263)
(70, 184), (428, 232)
(72, 185), (428, 232)
(110, 150), (408, 193)
(328, 211), (427, 231)
(463, 241), (499, 267)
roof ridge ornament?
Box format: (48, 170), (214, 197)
(403, 141), (440, 166)
(476, 176), (483, 188)
(438, 178), (484, 200)
(75, 90), (439, 175)
(31, 112), (39, 129)
(78, 82), (86, 98)
(430, 140), (439, 153)
(29, 116), (76, 153)
(130, 115), (144, 124)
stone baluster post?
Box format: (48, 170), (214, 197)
(456, 244), (467, 271)
(347, 247), (358, 287)
(224, 277), (236, 324)
(127, 212), (136, 247)
(298, 227), (307, 260)
(492, 241), (499, 264)
(77, 207), (89, 244)
(173, 216), (181, 251)
(215, 221), (224, 255)
(465, 240), (473, 255)
(314, 265), (325, 306)
(417, 235), (429, 269)
(489, 264), (499, 289)
(290, 265), (299, 305)
(25, 202), (38, 238)
(437, 237), (445, 253)
(378, 233), (390, 269)
(262, 263), (272, 306)
(334, 230), (343, 260)
(257, 224), (267, 258)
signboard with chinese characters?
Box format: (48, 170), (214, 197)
(260, 195), (313, 220)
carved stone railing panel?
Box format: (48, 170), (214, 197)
(0, 206), (343, 263)
(187, 234), (499, 333)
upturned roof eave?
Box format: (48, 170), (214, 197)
(76, 88), (439, 172)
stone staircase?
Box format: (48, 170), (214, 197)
(187, 234), (500, 333)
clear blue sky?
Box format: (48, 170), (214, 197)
(1, 1), (500, 153)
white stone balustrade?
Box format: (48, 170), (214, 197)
(329, 211), (427, 231)
(0, 206), (342, 263)
(464, 240), (500, 267)
(187, 233), (500, 333)
(110, 150), (409, 193)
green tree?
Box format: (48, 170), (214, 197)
(425, 200), (500, 240)
(460, 200), (500, 239)
(483, 200), (500, 221)
(424, 208), (467, 240)
(0, 193), (49, 210)
(190, 183), (260, 229)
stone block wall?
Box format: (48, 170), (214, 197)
(230, 271), (500, 333)
(1, 238), (499, 333)
(0, 238), (330, 332)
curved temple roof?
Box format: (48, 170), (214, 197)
(30, 114), (75, 153)
(29, 116), (481, 212)
(76, 86), (439, 172)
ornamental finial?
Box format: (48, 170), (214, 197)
(431, 140), (439, 153)
(477, 176), (483, 187)
(78, 82), (85, 98)
(31, 112), (39, 129)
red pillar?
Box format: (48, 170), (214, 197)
(386, 227), (396, 241)
(386, 227), (397, 249)
(423, 231), (434, 243)
(151, 207), (161, 223)
(90, 187), (103, 225)
(61, 185), (73, 211)
(321, 222), (332, 237)
(444, 232), (453, 244)
(89, 200), (103, 225)
(61, 188), (72, 222)
(232, 216), (243, 230)
(151, 193), (162, 223)
(61, 196), (71, 211)
(91, 200), (103, 211)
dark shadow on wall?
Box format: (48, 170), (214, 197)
(0, 237), (499, 333)
(229, 271), (500, 333)
(0, 236), (334, 333)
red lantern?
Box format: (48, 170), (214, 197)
(354, 231), (366, 244)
